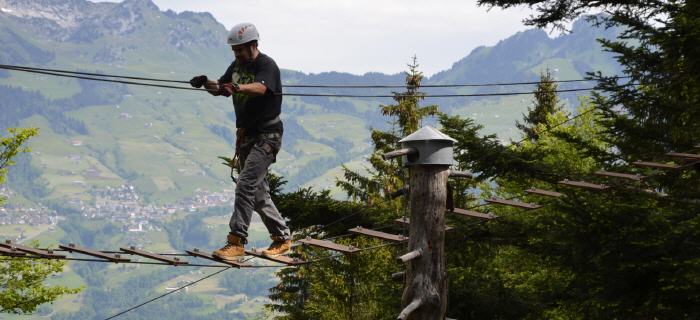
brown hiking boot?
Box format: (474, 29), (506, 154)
(262, 236), (291, 257)
(212, 233), (245, 261)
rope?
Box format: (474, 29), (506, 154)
(0, 63), (630, 88)
(102, 267), (232, 320)
(0, 64), (190, 84)
(98, 237), (407, 319)
(0, 64), (637, 98)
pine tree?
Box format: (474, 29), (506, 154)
(336, 56), (439, 211)
(267, 58), (440, 320)
(454, 1), (700, 317)
(516, 69), (562, 141)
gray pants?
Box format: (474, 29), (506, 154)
(229, 133), (290, 243)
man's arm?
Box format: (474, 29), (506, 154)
(212, 81), (268, 97)
(236, 82), (267, 97)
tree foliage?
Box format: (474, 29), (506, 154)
(445, 1), (700, 315)
(337, 56), (439, 209)
(516, 68), (563, 141)
(0, 127), (38, 194)
(0, 241), (82, 314)
(1, 128), (81, 315)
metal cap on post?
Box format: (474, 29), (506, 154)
(398, 126), (456, 166)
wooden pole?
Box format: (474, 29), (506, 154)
(399, 165), (449, 320)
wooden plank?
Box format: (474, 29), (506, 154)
(349, 226), (409, 242)
(394, 217), (454, 231)
(632, 161), (681, 170)
(448, 208), (497, 220)
(185, 248), (248, 268)
(245, 249), (305, 266)
(0, 246), (26, 257)
(666, 152), (700, 160)
(120, 246), (188, 265)
(1, 240), (65, 258)
(59, 243), (129, 262)
(485, 197), (542, 209)
(448, 170), (472, 179)
(641, 188), (668, 197)
(595, 170), (645, 181)
(525, 188), (563, 198)
(558, 180), (610, 191)
(298, 237), (360, 254)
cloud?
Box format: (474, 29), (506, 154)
(115, 0), (537, 75)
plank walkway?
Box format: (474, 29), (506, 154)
(485, 197), (542, 209)
(558, 180), (610, 191)
(525, 188), (563, 198)
(448, 208), (497, 220)
(298, 237), (360, 254)
(349, 227), (409, 242)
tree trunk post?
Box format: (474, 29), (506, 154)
(391, 126), (456, 320)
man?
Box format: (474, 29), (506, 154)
(189, 22), (291, 261)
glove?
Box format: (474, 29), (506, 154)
(189, 75), (208, 88)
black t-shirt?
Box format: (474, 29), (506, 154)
(218, 53), (283, 135)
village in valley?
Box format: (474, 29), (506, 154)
(0, 184), (235, 241)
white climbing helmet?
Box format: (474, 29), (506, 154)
(227, 23), (259, 46)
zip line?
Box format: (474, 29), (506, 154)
(0, 64), (635, 98)
(102, 267), (232, 320)
(0, 63), (630, 88)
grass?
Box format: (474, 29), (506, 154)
(0, 72), (82, 100)
(302, 157), (370, 198)
(529, 58), (582, 80)
(30, 226), (67, 247)
(0, 224), (51, 241)
(296, 113), (368, 148)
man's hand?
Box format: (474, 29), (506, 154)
(217, 83), (240, 97)
(203, 80), (221, 96)
(189, 75), (208, 88)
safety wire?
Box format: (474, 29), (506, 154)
(102, 266), (232, 320)
(104, 243), (407, 319)
(0, 64), (638, 98)
(0, 63), (630, 88)
(3, 233), (407, 320)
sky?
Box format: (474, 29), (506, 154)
(103, 0), (541, 76)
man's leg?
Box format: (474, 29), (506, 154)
(229, 138), (275, 242)
(254, 176), (291, 239)
(257, 175), (293, 256)
(213, 139), (260, 261)
(244, 135), (292, 256)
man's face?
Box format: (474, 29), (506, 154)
(231, 44), (251, 63)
